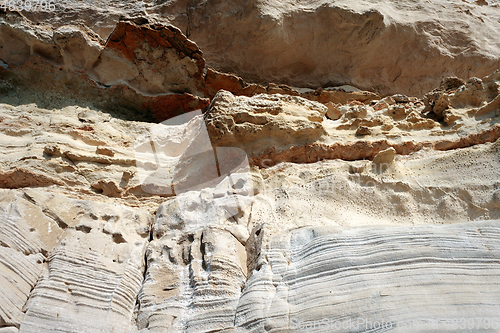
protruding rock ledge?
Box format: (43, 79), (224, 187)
(204, 69), (500, 167)
(0, 12), (209, 122)
(0, 11), (385, 123)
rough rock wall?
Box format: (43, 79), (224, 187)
(171, 0), (500, 96)
(0, 188), (152, 332)
(1, 68), (500, 331)
(1, 2), (500, 333)
(0, 12), (210, 121)
(0, 11), (383, 122)
(10, 0), (500, 96)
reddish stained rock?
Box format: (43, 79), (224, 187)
(250, 124), (500, 168)
(250, 141), (428, 167)
(434, 124), (500, 150)
(302, 88), (380, 105)
(0, 168), (65, 188)
(97, 18), (206, 96)
(142, 93), (210, 122)
(106, 20), (204, 71)
(205, 68), (380, 107)
(1, 12), (384, 123)
(205, 68), (266, 98)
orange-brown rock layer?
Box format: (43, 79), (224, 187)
(251, 123), (500, 167)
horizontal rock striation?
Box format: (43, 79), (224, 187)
(0, 97), (500, 331)
(236, 220), (500, 332)
(1, 5), (500, 331)
(0, 102), (180, 210)
(0, 188), (152, 332)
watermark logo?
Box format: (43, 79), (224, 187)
(1, 0), (56, 11)
(289, 316), (500, 331)
(134, 109), (254, 223)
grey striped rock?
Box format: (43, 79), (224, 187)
(0, 189), (152, 332)
(235, 221), (500, 332)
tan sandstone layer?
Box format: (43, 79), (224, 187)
(1, 67), (500, 331)
(1, 3), (500, 333)
(11, 0), (500, 96)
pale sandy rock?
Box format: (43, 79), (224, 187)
(0, 248), (44, 328)
(96, 146), (115, 157)
(372, 147), (397, 166)
(202, 76), (500, 167)
(373, 97), (394, 111)
(161, 0), (500, 96)
(1, 22), (500, 332)
(53, 26), (103, 72)
(0, 328), (19, 333)
(89, 20), (205, 96)
(134, 109), (255, 201)
(0, 188), (152, 331)
(0, 14), (205, 97)
(138, 224), (247, 332)
(1, 11), (387, 120)
(136, 159), (254, 331)
(391, 94), (409, 103)
(0, 13), (210, 121)
(127, 133), (500, 331)
(150, 177), (254, 236)
(205, 90), (328, 159)
(385, 104), (409, 121)
(0, 102), (174, 210)
(477, 93), (500, 117)
(5, 0), (500, 96)
(130, 142), (500, 330)
(250, 139), (500, 236)
(20, 229), (147, 332)
(0, 190), (63, 256)
(235, 220), (500, 332)
(300, 87), (380, 105)
(343, 104), (369, 120)
(0, 191), (58, 328)
(204, 68), (381, 108)
(420, 72), (500, 126)
(14, 190), (152, 332)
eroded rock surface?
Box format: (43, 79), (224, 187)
(204, 71), (500, 167)
(6, 0), (499, 96)
(236, 221), (500, 332)
(0, 189), (151, 331)
(0, 12), (209, 122)
(158, 0), (500, 96)
(1, 67), (500, 331)
(1, 3), (500, 332)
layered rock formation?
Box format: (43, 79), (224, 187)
(0, 188), (151, 332)
(9, 0), (500, 96)
(169, 0), (500, 96)
(236, 220), (500, 332)
(1, 2), (500, 333)
(205, 71), (500, 167)
(1, 68), (500, 331)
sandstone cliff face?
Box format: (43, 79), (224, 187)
(3, 0), (500, 96)
(0, 188), (151, 332)
(170, 0), (500, 96)
(1, 2), (500, 333)
(1, 69), (500, 331)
